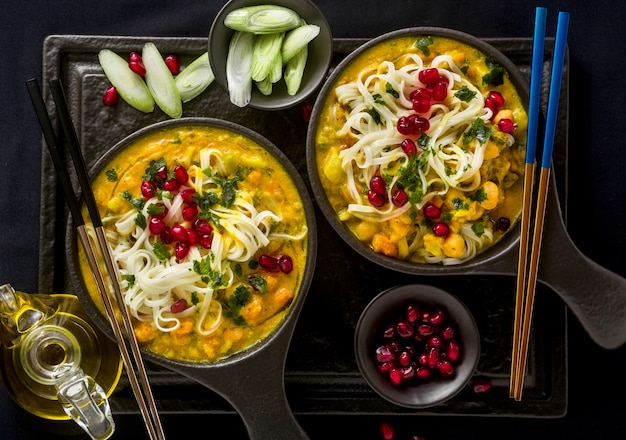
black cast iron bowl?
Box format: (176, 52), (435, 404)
(354, 284), (480, 409)
(208, 0), (333, 111)
(306, 27), (626, 350)
(66, 117), (317, 440)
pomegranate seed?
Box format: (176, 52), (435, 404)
(187, 228), (200, 246)
(199, 234), (213, 249)
(376, 345), (396, 363)
(387, 341), (401, 354)
(378, 362), (396, 374)
(396, 320), (414, 338)
(382, 324), (395, 338)
(164, 54), (180, 75)
(485, 91), (505, 112)
(437, 359), (454, 376)
(498, 118), (517, 133)
(368, 190), (387, 207)
(429, 308), (446, 325)
(410, 88), (432, 101)
(406, 304), (420, 324)
(408, 114), (430, 133)
(401, 365), (415, 380)
(432, 222), (450, 237)
(412, 98), (431, 113)
(141, 180), (156, 198)
(170, 224), (188, 242)
(182, 204), (199, 221)
(422, 203), (441, 220)
(389, 367), (404, 386)
(163, 178), (180, 192)
(258, 254), (280, 272)
(397, 115), (414, 135)
(193, 218), (213, 235)
(418, 68), (440, 86)
(370, 175), (387, 195)
(431, 82), (448, 101)
(441, 325), (455, 340)
(103, 86), (118, 106)
(156, 165), (168, 180)
(175, 241), (190, 259)
(417, 352), (428, 366)
(170, 298), (188, 313)
(417, 324), (434, 337)
(148, 216), (166, 235)
(446, 340), (461, 362)
(472, 379), (492, 393)
(391, 189), (408, 207)
(497, 217), (511, 231)
(398, 350), (412, 366)
(416, 366), (433, 381)
(160, 227), (173, 244)
(129, 60), (146, 76)
(427, 336), (443, 348)
(427, 347), (440, 368)
(301, 103), (313, 122)
(401, 138), (418, 156)
(380, 422), (395, 440)
(129, 51), (142, 63)
(278, 255), (293, 273)
(174, 165), (189, 184)
(180, 188), (196, 203)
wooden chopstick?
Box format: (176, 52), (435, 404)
(510, 10), (570, 400)
(509, 6), (547, 398)
(26, 78), (166, 440)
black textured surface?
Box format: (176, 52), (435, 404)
(38, 35), (566, 419)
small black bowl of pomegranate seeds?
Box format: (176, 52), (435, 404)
(354, 284), (480, 408)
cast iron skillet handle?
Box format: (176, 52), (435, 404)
(172, 325), (308, 440)
(538, 178), (626, 350)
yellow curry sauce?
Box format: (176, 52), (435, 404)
(314, 36), (528, 264)
(77, 124), (308, 362)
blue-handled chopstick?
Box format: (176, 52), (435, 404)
(510, 9), (570, 400)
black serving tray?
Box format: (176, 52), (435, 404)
(37, 35), (567, 418)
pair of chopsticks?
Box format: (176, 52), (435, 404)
(26, 78), (167, 440)
(509, 8), (570, 400)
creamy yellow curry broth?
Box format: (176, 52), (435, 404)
(315, 36), (527, 265)
(78, 125), (308, 362)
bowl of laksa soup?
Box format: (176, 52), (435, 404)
(306, 28), (530, 274)
(67, 118), (316, 364)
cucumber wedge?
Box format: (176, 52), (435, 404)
(142, 42), (182, 118)
(281, 24), (320, 63)
(175, 52), (215, 102)
(98, 49), (155, 113)
(284, 45), (308, 95)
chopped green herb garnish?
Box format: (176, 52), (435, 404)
(120, 191), (146, 211)
(415, 36), (434, 56)
(135, 212), (146, 230)
(470, 186), (488, 203)
(385, 82), (399, 98)
(190, 291), (199, 306)
(105, 169), (119, 182)
(152, 241), (171, 260)
(249, 275), (268, 294)
(143, 157), (166, 181)
(123, 274), (135, 288)
(471, 222), (485, 237)
(454, 86), (477, 102)
(462, 118), (493, 145)
(482, 57), (505, 86)
(368, 107), (382, 125)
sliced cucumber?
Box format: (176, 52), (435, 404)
(142, 42), (182, 118)
(175, 52), (215, 102)
(98, 49), (155, 113)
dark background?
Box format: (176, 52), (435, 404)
(1, 0), (625, 438)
